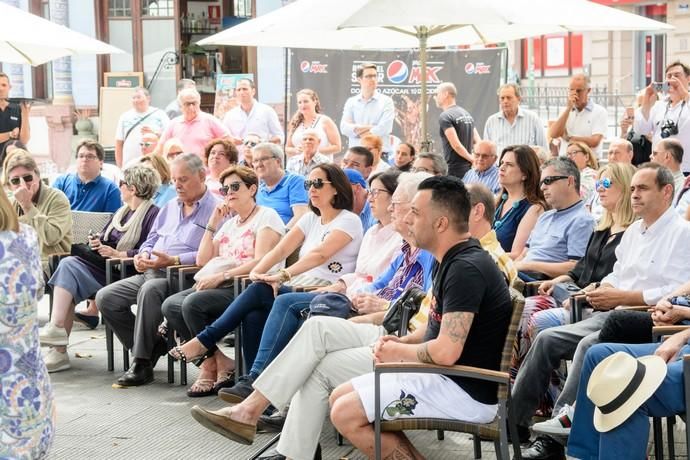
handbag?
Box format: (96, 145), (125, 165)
(382, 286), (427, 335)
(70, 243), (108, 271)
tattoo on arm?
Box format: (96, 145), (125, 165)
(416, 342), (436, 364)
(441, 312), (474, 344)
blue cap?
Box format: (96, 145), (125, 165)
(308, 292), (355, 319)
(344, 168), (368, 189)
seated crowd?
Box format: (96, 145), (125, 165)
(6, 62), (690, 460)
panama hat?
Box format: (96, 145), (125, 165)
(587, 351), (667, 433)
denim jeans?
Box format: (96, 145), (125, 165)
(567, 342), (687, 460)
(196, 282), (292, 370)
(248, 291), (318, 378)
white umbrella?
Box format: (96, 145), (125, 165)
(200, 0), (673, 141)
(0, 2), (123, 66)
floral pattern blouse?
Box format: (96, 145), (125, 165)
(1, 224), (55, 459)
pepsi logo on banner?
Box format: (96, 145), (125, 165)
(387, 60), (409, 84)
(301, 61), (329, 74)
(464, 62), (491, 75)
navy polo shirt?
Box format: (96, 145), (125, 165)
(53, 173), (122, 212)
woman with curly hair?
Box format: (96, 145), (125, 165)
(285, 89), (341, 159)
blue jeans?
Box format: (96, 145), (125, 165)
(248, 292), (318, 378)
(196, 283), (292, 371)
(567, 342), (688, 460)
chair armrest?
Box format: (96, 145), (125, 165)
(105, 258), (135, 285)
(652, 325), (690, 341)
(615, 305), (650, 311)
(177, 266), (201, 292)
(571, 294), (589, 324)
(524, 281), (543, 297)
(374, 361), (509, 385)
(166, 264), (197, 291)
(48, 252), (71, 275)
(291, 285), (322, 292)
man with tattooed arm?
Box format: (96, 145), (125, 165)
(330, 175), (513, 459)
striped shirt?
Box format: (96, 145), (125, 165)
(463, 165), (501, 194)
(483, 107), (548, 154)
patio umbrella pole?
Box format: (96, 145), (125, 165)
(418, 26), (431, 152)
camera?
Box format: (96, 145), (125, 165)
(660, 119), (679, 139)
(652, 81), (669, 93)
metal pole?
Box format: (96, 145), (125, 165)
(418, 26), (431, 152)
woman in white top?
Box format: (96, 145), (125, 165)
(285, 89), (342, 159)
(169, 163), (363, 384)
(162, 165), (284, 397)
(566, 140), (599, 205)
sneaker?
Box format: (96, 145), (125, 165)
(521, 435), (565, 460)
(39, 323), (69, 347)
(532, 404), (574, 437)
(44, 348), (70, 373)
(218, 374), (255, 404)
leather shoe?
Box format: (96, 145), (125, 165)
(190, 405), (256, 444)
(520, 435), (565, 460)
(116, 361), (154, 387)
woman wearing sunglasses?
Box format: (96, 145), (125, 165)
(510, 162), (637, 398)
(39, 165), (160, 372)
(162, 165), (285, 397)
(3, 149), (71, 272)
(285, 88), (342, 160)
(203, 138), (238, 197)
(169, 164), (363, 388)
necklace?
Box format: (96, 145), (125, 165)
(239, 204), (258, 224)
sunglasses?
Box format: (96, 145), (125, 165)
(219, 181), (243, 196)
(243, 140), (258, 147)
(596, 178), (613, 189)
(540, 175), (569, 186)
(9, 174), (34, 186)
(304, 179), (332, 190)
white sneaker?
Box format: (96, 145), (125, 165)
(532, 404), (574, 436)
(44, 348), (70, 373)
(39, 323), (69, 346)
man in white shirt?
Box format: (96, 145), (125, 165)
(484, 83), (548, 154)
(222, 78), (283, 145)
(515, 163), (690, 460)
(285, 128), (331, 177)
(549, 74), (608, 158)
(635, 61), (690, 173)
(114, 87), (169, 167)
(340, 63), (395, 154)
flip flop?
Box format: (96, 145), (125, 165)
(213, 371), (236, 394)
(187, 378), (217, 398)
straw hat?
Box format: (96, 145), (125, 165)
(587, 351), (667, 432)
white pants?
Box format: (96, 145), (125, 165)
(351, 372), (498, 424)
(253, 316), (384, 460)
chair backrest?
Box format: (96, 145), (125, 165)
(71, 211), (114, 244)
(497, 288), (525, 401)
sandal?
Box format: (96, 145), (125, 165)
(186, 378), (216, 398)
(213, 370), (236, 393)
(168, 346), (211, 367)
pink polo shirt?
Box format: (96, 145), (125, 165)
(160, 112), (230, 157)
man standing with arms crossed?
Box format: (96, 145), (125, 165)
(435, 82), (475, 178)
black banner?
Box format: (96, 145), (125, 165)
(289, 48), (505, 152)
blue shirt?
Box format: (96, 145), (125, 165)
(53, 173), (122, 212)
(463, 165), (501, 194)
(152, 183), (177, 208)
(256, 172), (308, 225)
(525, 200), (595, 262)
(139, 188), (220, 265)
(372, 243), (436, 300)
(340, 90), (395, 152)
(359, 201), (376, 233)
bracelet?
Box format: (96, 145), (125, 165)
(174, 255), (181, 266)
(205, 224), (217, 234)
(278, 268), (292, 283)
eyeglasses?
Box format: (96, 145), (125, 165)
(219, 181), (243, 196)
(252, 156), (275, 165)
(140, 142), (155, 148)
(566, 150), (585, 157)
(411, 166), (433, 174)
(361, 74), (378, 80)
(540, 175), (569, 186)
(596, 178), (613, 189)
(243, 140), (258, 147)
(390, 200), (410, 209)
(78, 153), (99, 160)
(119, 180), (130, 188)
(9, 174), (34, 186)
(474, 154), (495, 160)
(368, 188), (390, 199)
(182, 101), (199, 107)
(304, 179), (332, 190)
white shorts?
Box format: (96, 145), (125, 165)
(350, 372), (497, 424)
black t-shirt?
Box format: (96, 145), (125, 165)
(424, 238), (512, 405)
(0, 102), (22, 165)
(439, 105), (474, 177)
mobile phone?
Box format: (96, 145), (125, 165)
(624, 107), (634, 120)
(652, 81), (669, 93)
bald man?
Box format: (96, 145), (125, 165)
(462, 140), (500, 194)
(434, 82), (475, 178)
(285, 128), (331, 177)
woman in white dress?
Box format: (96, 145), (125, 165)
(285, 89), (342, 159)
